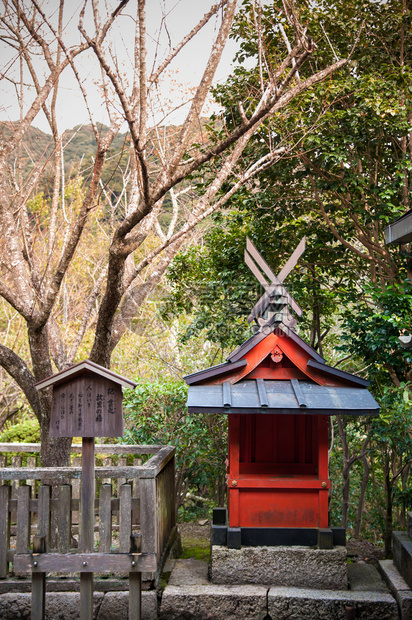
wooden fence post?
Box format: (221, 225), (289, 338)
(80, 438), (95, 620)
(129, 534), (142, 620)
(31, 535), (46, 620)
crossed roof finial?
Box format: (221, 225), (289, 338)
(245, 237), (306, 332)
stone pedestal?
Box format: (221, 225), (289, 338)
(210, 545), (348, 590)
(160, 558), (398, 620)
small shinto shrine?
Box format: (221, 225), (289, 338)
(185, 238), (380, 552)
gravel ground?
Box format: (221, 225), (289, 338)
(346, 539), (385, 566)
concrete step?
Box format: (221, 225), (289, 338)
(0, 590), (158, 620)
(379, 558), (412, 620)
(159, 559), (399, 620)
(267, 586), (397, 620)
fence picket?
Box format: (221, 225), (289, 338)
(26, 456), (37, 499)
(0, 485), (11, 577)
(0, 455), (6, 485)
(140, 478), (157, 556)
(72, 457), (81, 525)
(119, 483), (132, 553)
(102, 457), (112, 485)
(11, 455), (21, 522)
(99, 483), (112, 553)
(16, 485), (31, 556)
(37, 485), (51, 551)
(132, 458), (142, 526)
(58, 485), (72, 553)
(118, 457), (127, 488)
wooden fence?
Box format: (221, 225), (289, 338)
(0, 443), (177, 618)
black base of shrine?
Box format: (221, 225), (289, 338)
(212, 508), (346, 549)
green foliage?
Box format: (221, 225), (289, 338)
(122, 381), (227, 511)
(371, 385), (412, 460)
(163, 201), (351, 355)
(341, 282), (412, 388)
(162, 219), (257, 349)
(0, 417), (41, 465)
(165, 0), (411, 355)
(329, 425), (386, 542)
(369, 386), (412, 536)
(162, 0), (412, 540)
(0, 417), (40, 444)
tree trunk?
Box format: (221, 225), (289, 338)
(28, 324), (72, 467)
(355, 454), (370, 538)
(336, 416), (350, 529)
(399, 461), (411, 530)
(341, 461), (350, 530)
(383, 457), (393, 558)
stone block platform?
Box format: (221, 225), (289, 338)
(210, 544), (348, 589)
(159, 558), (399, 620)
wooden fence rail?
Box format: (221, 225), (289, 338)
(0, 442), (177, 619)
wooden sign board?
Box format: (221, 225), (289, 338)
(36, 360), (137, 438)
(50, 374), (123, 438)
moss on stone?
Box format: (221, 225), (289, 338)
(180, 534), (210, 562)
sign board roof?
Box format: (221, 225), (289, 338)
(35, 360), (137, 391)
(36, 360), (136, 438)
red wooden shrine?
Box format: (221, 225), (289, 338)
(226, 332), (330, 530)
(185, 238), (379, 547)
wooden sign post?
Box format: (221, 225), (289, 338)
(80, 436), (95, 619)
(36, 360), (137, 620)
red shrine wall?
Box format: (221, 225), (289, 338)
(227, 413), (330, 529)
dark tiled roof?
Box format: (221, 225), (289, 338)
(187, 379), (379, 416)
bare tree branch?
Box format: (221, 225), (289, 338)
(149, 1), (227, 84)
(0, 342), (41, 419)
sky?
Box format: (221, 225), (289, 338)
(0, 0), (241, 134)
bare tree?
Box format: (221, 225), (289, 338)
(0, 0), (348, 465)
